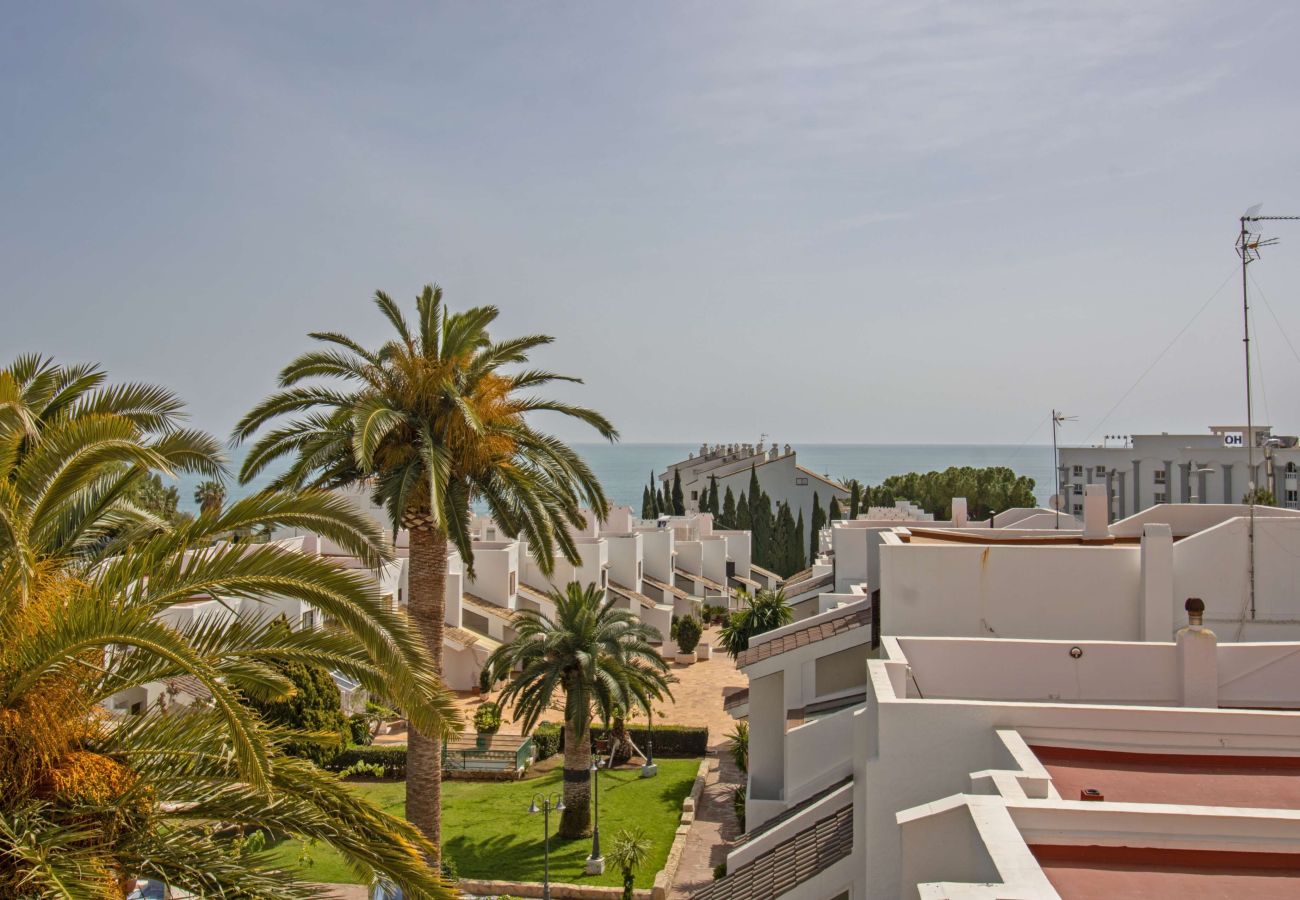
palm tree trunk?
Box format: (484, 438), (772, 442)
(559, 719), (593, 838)
(406, 523), (446, 865)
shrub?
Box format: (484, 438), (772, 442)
(713, 861), (727, 880)
(474, 702), (503, 734)
(732, 784), (747, 832)
(347, 712), (373, 746)
(532, 722), (562, 761)
(326, 746), (406, 779)
(727, 721), (748, 774)
(702, 604), (730, 626)
(559, 724), (707, 758)
(338, 760), (385, 779)
(675, 615), (702, 654)
(478, 665), (494, 694)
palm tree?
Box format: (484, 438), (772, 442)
(193, 478), (227, 516)
(487, 583), (671, 837)
(607, 826), (654, 900)
(719, 588), (793, 659)
(0, 355), (460, 897)
(233, 285), (617, 855)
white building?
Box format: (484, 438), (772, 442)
(662, 442), (849, 534)
(710, 615), (1300, 900)
(1059, 424), (1300, 520)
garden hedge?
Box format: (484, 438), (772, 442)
(532, 722), (562, 761)
(559, 724), (708, 758)
(327, 745), (407, 779)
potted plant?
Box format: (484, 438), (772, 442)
(674, 615), (702, 665)
(474, 701), (502, 748)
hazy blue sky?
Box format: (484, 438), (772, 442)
(4, 2), (1300, 447)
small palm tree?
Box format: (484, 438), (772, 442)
(193, 478), (227, 516)
(607, 826), (654, 900)
(234, 285), (616, 855)
(487, 583), (671, 837)
(720, 588), (793, 659)
(727, 720), (749, 774)
(0, 356), (459, 897)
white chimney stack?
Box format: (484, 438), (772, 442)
(951, 497), (968, 528)
(1083, 484), (1108, 540)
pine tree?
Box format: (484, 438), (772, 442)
(736, 491), (752, 532)
(849, 482), (862, 520)
(722, 486), (737, 528)
(790, 507), (800, 569)
(810, 492), (825, 564)
(829, 496), (843, 521)
(642, 485), (654, 519)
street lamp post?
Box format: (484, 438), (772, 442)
(529, 792), (565, 900)
(586, 759), (605, 874)
(641, 706), (657, 778)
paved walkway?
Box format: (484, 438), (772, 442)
(668, 750), (744, 898)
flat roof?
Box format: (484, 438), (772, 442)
(1033, 745), (1300, 811)
(1033, 845), (1300, 899)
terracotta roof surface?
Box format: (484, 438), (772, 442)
(642, 574), (692, 600)
(461, 592), (522, 622)
(736, 603), (872, 668)
(446, 626), (499, 650)
(674, 567), (727, 593)
(608, 581), (658, 609)
(784, 572), (834, 598)
(516, 583), (555, 605)
(165, 675), (211, 701)
(730, 574), (761, 590)
(722, 687), (749, 712)
(749, 564), (783, 583)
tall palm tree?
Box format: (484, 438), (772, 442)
(487, 583), (671, 837)
(719, 588), (792, 659)
(0, 356), (459, 897)
(234, 285), (617, 854)
(193, 479), (227, 516)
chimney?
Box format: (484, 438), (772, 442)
(1176, 597), (1218, 708)
(1083, 484), (1108, 540)
(951, 497), (968, 528)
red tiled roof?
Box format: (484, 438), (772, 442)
(736, 604), (872, 668)
(643, 574), (692, 600)
(784, 572), (834, 598)
(675, 567), (727, 593)
(461, 592), (522, 622)
(749, 564), (783, 583)
(608, 581), (658, 609)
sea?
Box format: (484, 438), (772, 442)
(173, 444), (1056, 517)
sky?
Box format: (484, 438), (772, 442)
(3, 2), (1300, 448)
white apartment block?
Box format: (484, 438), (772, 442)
(662, 442), (849, 534)
(712, 609), (1300, 900)
(1059, 424), (1300, 520)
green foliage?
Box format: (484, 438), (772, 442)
(732, 785), (747, 832)
(736, 491), (751, 531)
(474, 702), (503, 734)
(810, 492), (826, 564)
(642, 484), (654, 519)
(130, 471), (184, 522)
(607, 826), (654, 900)
(671, 469), (685, 515)
(721, 486), (737, 528)
(849, 481), (862, 520)
(674, 615), (702, 653)
(701, 604), (730, 626)
(1244, 487), (1278, 505)
(828, 496), (843, 521)
(339, 760), (387, 779)
(327, 746), (409, 779)
(194, 479), (227, 516)
(532, 722), (563, 761)
(243, 626), (347, 761)
(348, 712), (374, 746)
(707, 474), (721, 516)
(721, 589), (793, 659)
(727, 721), (749, 774)
(560, 724), (709, 757)
(872, 466), (1037, 519)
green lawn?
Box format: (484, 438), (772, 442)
(266, 758), (701, 888)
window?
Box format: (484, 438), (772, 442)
(1288, 462), (1297, 475)
(691, 490), (698, 500)
(1288, 489), (1298, 505)
(795, 476), (809, 486)
(1154, 492), (1167, 504)
(1072, 465), (1083, 477)
(301, 610), (316, 631)
(1154, 469), (1167, 485)
(1072, 504), (1083, 515)
(1072, 484), (1082, 495)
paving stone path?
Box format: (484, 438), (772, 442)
(668, 749), (744, 898)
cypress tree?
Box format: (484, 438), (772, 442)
(771, 502), (790, 576)
(642, 485), (654, 519)
(795, 508), (806, 571)
(736, 490), (752, 532)
(829, 496), (843, 521)
(659, 486), (671, 517)
(753, 491), (775, 569)
(810, 492), (825, 564)
(849, 482), (862, 520)
(671, 469), (685, 516)
(649, 472), (661, 516)
(722, 486), (737, 528)
(707, 474), (721, 516)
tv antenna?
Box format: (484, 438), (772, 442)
(1237, 205), (1299, 621)
(1051, 410), (1076, 530)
